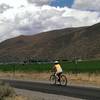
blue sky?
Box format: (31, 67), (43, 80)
(50, 0), (74, 8)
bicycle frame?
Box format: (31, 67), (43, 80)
(50, 72), (67, 86)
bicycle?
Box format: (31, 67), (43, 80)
(50, 72), (67, 86)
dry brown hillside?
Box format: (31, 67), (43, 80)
(0, 23), (100, 62)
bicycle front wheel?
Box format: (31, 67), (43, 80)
(50, 75), (56, 85)
(60, 75), (67, 86)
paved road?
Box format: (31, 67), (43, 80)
(0, 79), (100, 100)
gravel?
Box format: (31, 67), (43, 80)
(15, 88), (84, 100)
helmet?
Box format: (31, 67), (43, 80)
(54, 60), (59, 64)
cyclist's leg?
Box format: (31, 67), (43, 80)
(57, 72), (62, 82)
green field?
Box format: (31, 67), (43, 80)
(0, 60), (100, 73)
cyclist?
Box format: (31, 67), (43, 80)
(52, 61), (63, 82)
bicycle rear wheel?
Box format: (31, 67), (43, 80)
(50, 75), (56, 85)
(60, 75), (67, 86)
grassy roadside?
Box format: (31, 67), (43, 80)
(0, 72), (100, 86)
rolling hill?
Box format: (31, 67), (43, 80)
(0, 23), (100, 62)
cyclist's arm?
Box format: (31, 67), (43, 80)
(51, 66), (57, 72)
(51, 66), (54, 72)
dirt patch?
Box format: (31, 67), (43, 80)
(15, 88), (80, 100)
(5, 95), (28, 100)
(14, 95), (28, 100)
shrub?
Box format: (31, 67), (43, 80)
(0, 81), (15, 100)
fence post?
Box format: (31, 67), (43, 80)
(13, 64), (16, 79)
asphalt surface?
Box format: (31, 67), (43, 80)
(0, 79), (100, 100)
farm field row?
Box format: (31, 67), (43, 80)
(0, 60), (100, 73)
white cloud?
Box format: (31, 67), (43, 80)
(0, 0), (100, 43)
(27, 0), (53, 6)
(0, 0), (28, 8)
(0, 20), (20, 42)
(72, 0), (100, 11)
(0, 3), (12, 13)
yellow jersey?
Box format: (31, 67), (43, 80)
(54, 64), (62, 73)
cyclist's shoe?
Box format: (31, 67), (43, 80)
(58, 78), (60, 82)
